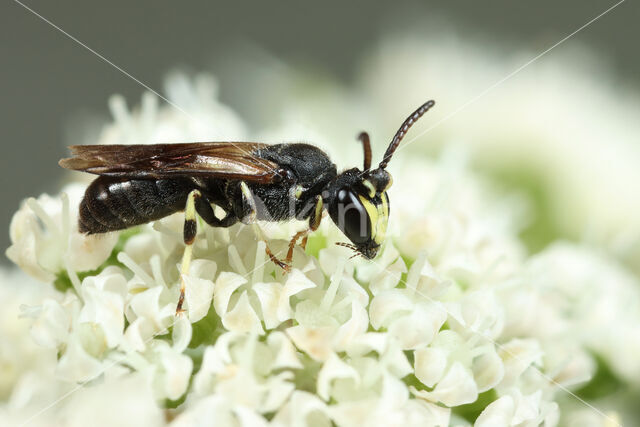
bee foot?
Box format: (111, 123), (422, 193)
(264, 245), (291, 273)
(273, 257), (291, 273)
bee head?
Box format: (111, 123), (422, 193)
(328, 100), (435, 259)
(328, 170), (391, 259)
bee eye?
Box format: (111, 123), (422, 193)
(336, 189), (370, 243)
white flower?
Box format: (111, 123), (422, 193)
(96, 74), (248, 148)
(57, 372), (164, 427)
(411, 330), (503, 407)
(523, 244), (640, 382)
(6, 185), (118, 282)
(150, 341), (194, 401)
(475, 389), (559, 427)
(191, 332), (296, 414)
(0, 268), (57, 401)
(78, 266), (127, 348)
(271, 391), (331, 427)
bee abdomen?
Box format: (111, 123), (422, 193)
(78, 176), (192, 234)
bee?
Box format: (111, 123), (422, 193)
(60, 100), (435, 313)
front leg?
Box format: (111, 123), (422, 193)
(285, 194), (324, 265)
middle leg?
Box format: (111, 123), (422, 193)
(237, 181), (291, 271)
(285, 195), (324, 265)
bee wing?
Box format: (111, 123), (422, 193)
(59, 142), (283, 183)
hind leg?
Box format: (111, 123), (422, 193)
(176, 190), (200, 315)
(176, 191), (238, 315)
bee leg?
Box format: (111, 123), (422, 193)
(194, 196), (238, 228)
(237, 182), (290, 271)
(285, 195), (323, 264)
(176, 189), (202, 315)
(238, 181), (257, 224)
(265, 244), (291, 272)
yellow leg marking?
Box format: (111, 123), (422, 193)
(240, 181), (257, 224)
(176, 189), (200, 315)
(312, 196), (324, 230)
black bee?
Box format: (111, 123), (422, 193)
(60, 100), (435, 313)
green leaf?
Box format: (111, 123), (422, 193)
(305, 233), (327, 259)
(576, 354), (626, 400)
(189, 303), (224, 348)
(484, 167), (564, 253)
(293, 353), (322, 393)
(452, 389), (497, 423)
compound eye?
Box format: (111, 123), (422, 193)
(337, 189), (370, 244)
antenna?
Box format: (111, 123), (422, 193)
(357, 131), (372, 171)
(379, 100), (435, 169)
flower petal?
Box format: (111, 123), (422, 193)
(79, 278), (125, 349)
(369, 290), (413, 330)
(157, 346), (193, 400)
(271, 390), (331, 427)
(278, 269), (317, 322)
(29, 299), (70, 348)
(184, 270), (215, 323)
(333, 301), (368, 352)
(317, 353), (360, 401)
(498, 339), (543, 388)
(172, 315), (192, 353)
(414, 346), (448, 388)
(267, 331), (303, 370)
(472, 346), (504, 392)
(222, 291), (264, 334)
(252, 282), (283, 329)
(56, 336), (104, 382)
(413, 362), (478, 407)
(474, 395), (515, 427)
(213, 272), (247, 316)
(387, 302), (446, 349)
(287, 324), (334, 362)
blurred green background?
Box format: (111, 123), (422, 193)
(1, 0), (638, 261)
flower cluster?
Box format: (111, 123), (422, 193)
(2, 72), (639, 427)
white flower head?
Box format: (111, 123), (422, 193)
(7, 185), (118, 282)
(3, 64), (639, 427)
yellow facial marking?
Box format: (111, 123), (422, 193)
(358, 195), (378, 232)
(363, 179), (376, 198)
(376, 192), (389, 244)
(358, 193), (389, 245)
